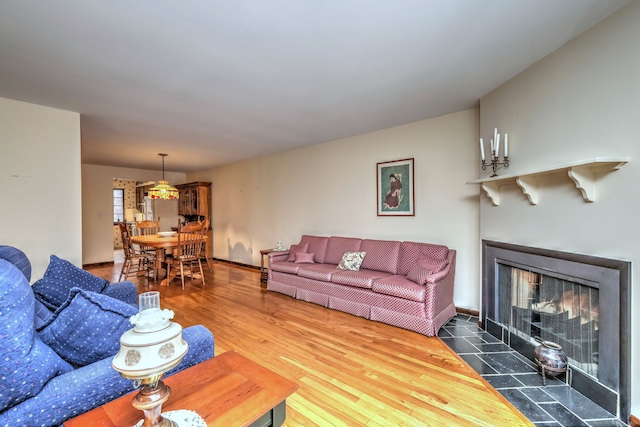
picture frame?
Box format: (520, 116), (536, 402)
(377, 158), (414, 216)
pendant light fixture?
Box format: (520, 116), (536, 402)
(148, 153), (179, 200)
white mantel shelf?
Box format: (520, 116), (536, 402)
(467, 157), (629, 206)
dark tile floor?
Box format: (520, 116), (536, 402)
(439, 315), (627, 427)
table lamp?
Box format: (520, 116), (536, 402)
(113, 291), (189, 427)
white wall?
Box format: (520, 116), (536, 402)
(82, 164), (185, 264)
(187, 109), (481, 310)
(0, 97), (81, 280)
(479, 1), (639, 417)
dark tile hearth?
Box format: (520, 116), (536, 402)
(440, 315), (628, 427)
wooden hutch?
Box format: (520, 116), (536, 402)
(175, 181), (212, 258)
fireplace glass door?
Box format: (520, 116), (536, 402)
(497, 264), (599, 378)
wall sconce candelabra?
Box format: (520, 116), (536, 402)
(480, 128), (509, 177)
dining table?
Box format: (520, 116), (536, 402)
(130, 233), (207, 286)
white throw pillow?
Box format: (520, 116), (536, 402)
(337, 251), (366, 271)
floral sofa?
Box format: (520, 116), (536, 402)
(0, 245), (215, 427)
(267, 235), (456, 336)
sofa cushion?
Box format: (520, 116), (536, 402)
(331, 269), (393, 289)
(0, 260), (73, 412)
(32, 255), (109, 310)
(360, 239), (401, 274)
(324, 237), (363, 265)
(337, 251), (366, 271)
(300, 235), (330, 264)
(286, 242), (309, 261)
(398, 242), (449, 276)
(294, 252), (315, 263)
(297, 264), (341, 282)
(37, 288), (138, 367)
(406, 264), (433, 286)
(371, 274), (427, 302)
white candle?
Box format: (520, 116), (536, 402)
(480, 138), (485, 161)
(495, 133), (500, 157)
(490, 139), (494, 158)
(494, 128), (498, 145)
(504, 134), (508, 157)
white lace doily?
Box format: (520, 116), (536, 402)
(133, 409), (206, 427)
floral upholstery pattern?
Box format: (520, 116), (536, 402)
(337, 251), (366, 271)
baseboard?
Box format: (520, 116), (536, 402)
(630, 414), (639, 427)
(82, 261), (115, 268)
(212, 257), (260, 271)
(456, 307), (479, 317)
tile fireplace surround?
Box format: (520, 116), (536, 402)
(439, 315), (628, 427)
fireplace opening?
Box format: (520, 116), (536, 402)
(498, 265), (600, 378)
(482, 240), (630, 422)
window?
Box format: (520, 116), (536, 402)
(113, 188), (124, 223)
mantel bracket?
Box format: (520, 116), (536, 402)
(468, 158), (628, 206)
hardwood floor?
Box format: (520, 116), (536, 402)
(88, 257), (533, 427)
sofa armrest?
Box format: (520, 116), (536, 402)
(425, 250), (456, 315)
(266, 252), (289, 281)
(0, 325), (215, 427)
(167, 325), (215, 375)
(268, 251), (289, 263)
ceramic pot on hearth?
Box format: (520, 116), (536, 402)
(534, 339), (568, 376)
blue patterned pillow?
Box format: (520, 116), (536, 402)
(0, 260), (73, 412)
(37, 288), (137, 366)
(32, 255), (109, 310)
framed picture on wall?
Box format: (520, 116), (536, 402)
(377, 158), (414, 216)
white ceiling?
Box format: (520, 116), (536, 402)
(0, 0), (630, 172)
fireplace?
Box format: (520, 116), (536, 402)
(482, 240), (630, 422)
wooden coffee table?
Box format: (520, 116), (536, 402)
(65, 351), (298, 427)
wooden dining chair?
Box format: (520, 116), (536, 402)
(166, 221), (207, 289)
(134, 218), (162, 279)
(200, 218), (213, 272)
(179, 219), (212, 272)
(135, 218), (161, 236)
(118, 222), (155, 282)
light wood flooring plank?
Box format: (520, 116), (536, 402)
(88, 258), (533, 427)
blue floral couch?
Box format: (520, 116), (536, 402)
(0, 245), (215, 427)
